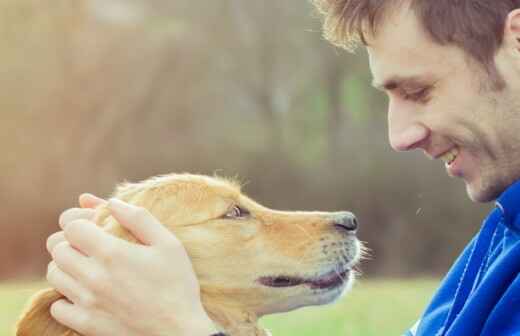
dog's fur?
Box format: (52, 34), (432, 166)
(16, 173), (361, 336)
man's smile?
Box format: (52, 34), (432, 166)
(439, 147), (460, 166)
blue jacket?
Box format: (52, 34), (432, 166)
(405, 180), (520, 336)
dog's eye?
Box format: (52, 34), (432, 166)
(224, 205), (250, 219)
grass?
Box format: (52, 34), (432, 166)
(261, 279), (438, 336)
(0, 279), (438, 336)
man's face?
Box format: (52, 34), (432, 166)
(367, 6), (520, 202)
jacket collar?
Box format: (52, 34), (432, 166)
(496, 179), (520, 229)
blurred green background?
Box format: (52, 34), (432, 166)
(1, 0), (491, 335)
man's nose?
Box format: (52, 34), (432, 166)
(389, 123), (430, 151)
(332, 212), (358, 233)
(388, 102), (430, 151)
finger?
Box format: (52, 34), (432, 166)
(79, 193), (107, 209)
(47, 261), (91, 305)
(59, 208), (97, 230)
(51, 299), (126, 336)
(47, 231), (66, 255)
(50, 300), (92, 335)
(108, 198), (174, 245)
(63, 218), (135, 260)
(51, 241), (102, 282)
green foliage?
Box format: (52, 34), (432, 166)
(0, 279), (437, 336)
(286, 90), (329, 166)
(343, 75), (369, 124)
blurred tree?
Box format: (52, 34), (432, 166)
(0, 0), (490, 280)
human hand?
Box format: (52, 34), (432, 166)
(46, 194), (217, 336)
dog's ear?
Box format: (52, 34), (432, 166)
(16, 288), (78, 336)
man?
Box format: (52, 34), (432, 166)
(46, 1), (520, 335)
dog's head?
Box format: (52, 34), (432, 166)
(100, 173), (361, 333)
(106, 174), (362, 314)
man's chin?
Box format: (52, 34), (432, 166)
(466, 179), (504, 203)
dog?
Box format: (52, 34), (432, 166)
(16, 173), (362, 336)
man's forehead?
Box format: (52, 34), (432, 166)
(366, 10), (462, 91)
(368, 40), (441, 90)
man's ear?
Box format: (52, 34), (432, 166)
(504, 9), (520, 55)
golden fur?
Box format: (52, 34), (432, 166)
(16, 173), (361, 336)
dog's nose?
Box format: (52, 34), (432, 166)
(332, 212), (358, 233)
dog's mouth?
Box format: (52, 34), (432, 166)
(257, 269), (350, 290)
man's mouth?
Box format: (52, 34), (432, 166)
(439, 147), (460, 166)
(257, 269), (350, 290)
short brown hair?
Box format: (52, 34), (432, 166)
(313, 0), (520, 89)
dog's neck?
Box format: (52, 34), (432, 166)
(203, 301), (270, 336)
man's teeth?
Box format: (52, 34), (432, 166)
(440, 148), (459, 165)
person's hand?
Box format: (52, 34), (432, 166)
(46, 194), (217, 336)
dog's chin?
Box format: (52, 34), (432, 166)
(255, 270), (354, 315)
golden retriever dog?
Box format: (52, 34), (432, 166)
(16, 173), (362, 336)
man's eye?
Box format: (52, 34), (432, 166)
(402, 88), (430, 102)
(223, 205), (250, 219)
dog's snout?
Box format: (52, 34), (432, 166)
(332, 212), (358, 233)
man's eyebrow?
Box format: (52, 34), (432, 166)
(371, 76), (433, 91)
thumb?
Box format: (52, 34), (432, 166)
(79, 193), (107, 209)
(107, 198), (175, 246)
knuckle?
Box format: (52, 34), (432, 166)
(64, 219), (92, 239)
(84, 270), (100, 284)
(84, 271), (110, 295)
(84, 269), (102, 286)
(46, 262), (58, 281)
(51, 241), (71, 261)
(79, 292), (97, 308)
(59, 208), (94, 228)
(97, 243), (116, 264)
(46, 232), (65, 253)
(64, 219), (83, 236)
(91, 279), (110, 296)
(58, 208), (76, 228)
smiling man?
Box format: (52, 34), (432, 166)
(313, 0), (520, 335)
(353, 1), (520, 204)
(45, 1), (520, 336)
